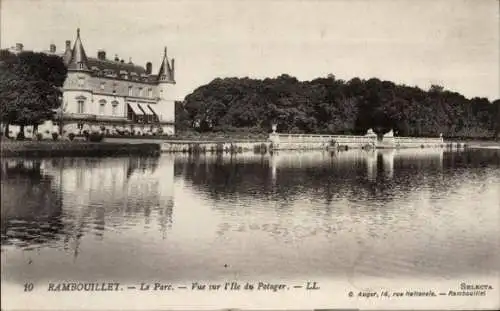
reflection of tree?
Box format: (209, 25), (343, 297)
(175, 150), (499, 209)
(443, 149), (500, 169)
(1, 156), (174, 255)
(1, 160), (64, 248)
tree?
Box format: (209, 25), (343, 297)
(0, 50), (67, 139)
(179, 74), (496, 139)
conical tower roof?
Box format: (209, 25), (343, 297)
(157, 46), (175, 83)
(67, 28), (89, 71)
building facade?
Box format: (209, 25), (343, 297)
(8, 28), (177, 138)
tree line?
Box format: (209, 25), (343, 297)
(1, 48), (498, 140)
(0, 49), (67, 139)
(177, 74), (500, 139)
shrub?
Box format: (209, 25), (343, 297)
(36, 133), (44, 141)
(52, 132), (59, 141)
(68, 133), (76, 141)
(88, 132), (104, 142)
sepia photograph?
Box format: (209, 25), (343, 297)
(1, 0), (499, 310)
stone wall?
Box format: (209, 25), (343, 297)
(270, 134), (376, 150)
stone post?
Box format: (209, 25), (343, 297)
(269, 123), (280, 149)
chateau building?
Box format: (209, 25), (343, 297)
(8, 28), (177, 137)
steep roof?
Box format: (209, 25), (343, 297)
(67, 28), (89, 71)
(88, 58), (146, 75)
(157, 47), (175, 83)
(64, 28), (160, 83)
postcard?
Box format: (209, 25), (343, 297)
(1, 0), (499, 310)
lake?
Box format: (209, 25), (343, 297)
(1, 148), (499, 309)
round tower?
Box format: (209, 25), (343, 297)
(156, 47), (176, 135)
(62, 28), (93, 135)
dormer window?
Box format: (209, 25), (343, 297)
(104, 69), (114, 77)
(78, 62), (84, 70)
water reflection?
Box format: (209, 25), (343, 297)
(1, 149), (499, 282)
(1, 156), (174, 255)
(174, 149), (449, 205)
(1, 160), (63, 248)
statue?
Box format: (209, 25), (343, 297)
(365, 128), (376, 137)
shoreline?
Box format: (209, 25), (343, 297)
(1, 137), (497, 157)
(0, 140), (161, 158)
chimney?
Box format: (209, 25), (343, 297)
(97, 50), (106, 60)
(146, 62), (152, 75)
(15, 43), (24, 52)
(49, 44), (56, 53)
(65, 40), (71, 51)
(128, 57), (133, 64)
(114, 54), (119, 62)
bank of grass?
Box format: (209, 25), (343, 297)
(0, 140), (160, 157)
(105, 130), (269, 142)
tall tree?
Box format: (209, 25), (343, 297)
(0, 50), (67, 139)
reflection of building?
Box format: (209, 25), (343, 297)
(7, 28), (176, 138)
(36, 157), (174, 247)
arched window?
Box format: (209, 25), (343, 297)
(99, 99), (106, 114)
(111, 101), (118, 116)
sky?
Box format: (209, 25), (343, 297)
(1, 0), (499, 101)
